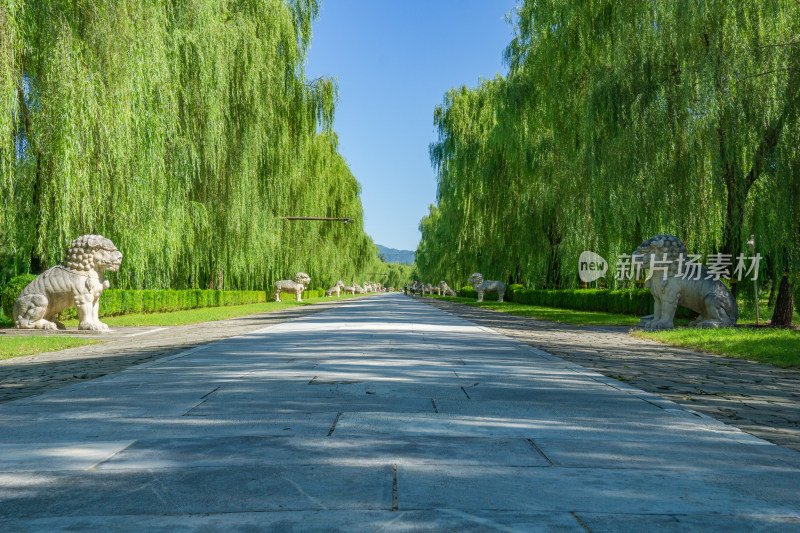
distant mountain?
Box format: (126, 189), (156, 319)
(376, 244), (415, 265)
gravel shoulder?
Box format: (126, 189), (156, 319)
(417, 296), (800, 452)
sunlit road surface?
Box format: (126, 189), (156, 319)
(1, 294), (799, 531)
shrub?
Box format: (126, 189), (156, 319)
(458, 286), (477, 298)
(1, 274), (38, 318)
(508, 283), (525, 302)
(508, 288), (697, 318)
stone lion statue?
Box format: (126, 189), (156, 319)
(438, 281), (456, 297)
(325, 280), (345, 297)
(633, 235), (738, 329)
(274, 272), (311, 302)
(468, 273), (506, 303)
(13, 234), (123, 331)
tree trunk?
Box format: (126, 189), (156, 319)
(767, 275), (778, 307)
(721, 172), (744, 297)
(770, 274), (794, 327)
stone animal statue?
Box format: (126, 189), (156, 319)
(325, 280), (345, 297)
(363, 282), (373, 292)
(274, 272), (311, 302)
(468, 273), (506, 303)
(342, 284), (356, 295)
(633, 235), (738, 329)
(423, 282), (439, 295)
(13, 234), (123, 331)
(353, 284), (365, 294)
(438, 281), (456, 297)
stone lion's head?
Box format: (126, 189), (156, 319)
(438, 281), (448, 287)
(335, 280), (344, 287)
(468, 273), (484, 286)
(63, 234), (123, 273)
(632, 235), (688, 276)
(294, 272), (311, 285)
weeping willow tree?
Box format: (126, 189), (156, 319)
(0, 0), (380, 290)
(418, 0), (800, 303)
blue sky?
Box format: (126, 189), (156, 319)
(305, 0), (518, 252)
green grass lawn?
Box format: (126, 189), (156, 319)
(428, 296), (642, 326)
(632, 327), (800, 368)
(0, 293), (368, 359)
(0, 336), (103, 360)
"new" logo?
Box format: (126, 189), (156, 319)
(578, 251), (607, 282)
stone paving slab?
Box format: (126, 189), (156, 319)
(1, 510), (588, 533)
(418, 296), (800, 452)
(1, 294), (799, 531)
(0, 296), (374, 403)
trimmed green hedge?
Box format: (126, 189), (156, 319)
(302, 289), (325, 299)
(454, 287), (696, 318)
(512, 289), (653, 315)
(0, 278), (267, 321)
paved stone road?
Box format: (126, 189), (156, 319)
(1, 294), (799, 531)
(0, 298), (369, 403)
(418, 296), (800, 452)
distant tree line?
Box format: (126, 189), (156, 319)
(0, 0), (383, 290)
(415, 0), (799, 315)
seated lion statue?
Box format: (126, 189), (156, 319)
(633, 235), (738, 329)
(468, 273), (506, 302)
(14, 234), (123, 331)
(274, 272), (311, 302)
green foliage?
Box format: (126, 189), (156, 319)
(0, 274), (37, 318)
(0, 336), (102, 361)
(417, 1), (800, 292)
(0, 0), (382, 290)
(633, 328), (800, 369)
(508, 283), (525, 301)
(50, 289), (266, 320)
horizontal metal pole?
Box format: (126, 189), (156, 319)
(281, 216), (355, 224)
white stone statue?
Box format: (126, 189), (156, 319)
(13, 234), (123, 331)
(353, 284), (365, 294)
(363, 282), (373, 292)
(633, 235), (738, 329)
(468, 273), (506, 303)
(342, 284), (356, 295)
(438, 281), (456, 296)
(274, 272), (311, 302)
(423, 282), (438, 295)
(325, 280), (344, 297)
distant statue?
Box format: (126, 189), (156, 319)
(325, 280), (345, 297)
(468, 273), (506, 303)
(633, 235), (738, 329)
(423, 282), (438, 295)
(274, 272), (311, 302)
(342, 284), (356, 295)
(14, 234), (123, 331)
(438, 281), (456, 297)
